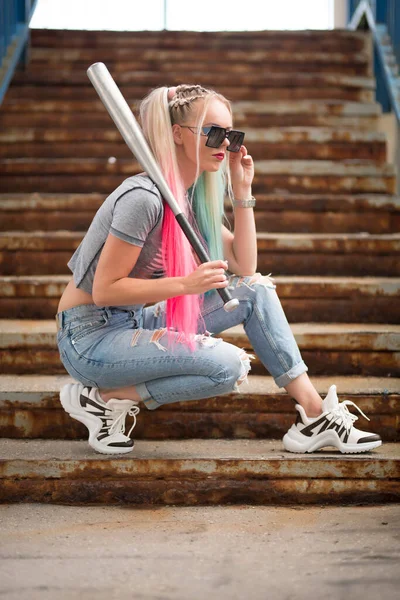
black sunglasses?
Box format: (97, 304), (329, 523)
(181, 125), (245, 153)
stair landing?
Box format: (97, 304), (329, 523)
(0, 438), (398, 505)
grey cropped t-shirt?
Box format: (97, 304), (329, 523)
(68, 173), (165, 309)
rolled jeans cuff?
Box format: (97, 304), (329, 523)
(135, 381), (162, 411)
(274, 361), (308, 388)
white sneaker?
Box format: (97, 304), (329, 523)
(60, 383), (140, 455)
(282, 384), (382, 454)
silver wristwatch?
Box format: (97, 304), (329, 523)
(232, 196), (256, 208)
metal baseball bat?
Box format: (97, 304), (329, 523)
(87, 62), (239, 312)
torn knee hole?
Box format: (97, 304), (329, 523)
(228, 273), (276, 289)
(131, 327), (222, 352)
(227, 275), (246, 290)
(153, 303), (164, 318)
(131, 327), (169, 351)
(195, 332), (222, 348)
(150, 328), (168, 351)
(250, 273), (276, 288)
(234, 348), (255, 390)
(248, 273), (262, 286)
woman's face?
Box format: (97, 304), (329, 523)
(173, 97), (232, 174)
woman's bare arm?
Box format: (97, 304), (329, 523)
(222, 220), (257, 276)
(92, 233), (185, 306)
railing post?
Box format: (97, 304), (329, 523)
(375, 0), (388, 23)
(390, 0), (400, 65)
(19, 0), (32, 69)
(348, 1), (362, 19)
(369, 0), (377, 19)
(348, 1), (400, 122)
(0, 0), (38, 106)
(163, 0), (168, 30)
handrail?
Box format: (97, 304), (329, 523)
(348, 0), (400, 124)
(0, 0), (38, 106)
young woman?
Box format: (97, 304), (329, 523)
(56, 84), (382, 455)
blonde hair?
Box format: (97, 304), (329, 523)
(140, 83), (233, 200)
(139, 84), (233, 349)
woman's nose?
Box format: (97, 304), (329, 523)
(221, 136), (230, 148)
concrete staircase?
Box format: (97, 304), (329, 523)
(0, 28), (399, 505)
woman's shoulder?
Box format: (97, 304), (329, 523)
(102, 173), (163, 216)
(122, 172), (162, 199)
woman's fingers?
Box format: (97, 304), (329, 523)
(202, 259), (228, 270)
(229, 145), (246, 161)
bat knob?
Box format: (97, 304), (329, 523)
(223, 298), (240, 312)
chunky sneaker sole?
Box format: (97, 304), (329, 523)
(282, 384), (382, 454)
(282, 427), (382, 454)
(60, 383), (136, 455)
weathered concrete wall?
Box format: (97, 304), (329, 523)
(377, 112), (399, 167)
(334, 0), (349, 28)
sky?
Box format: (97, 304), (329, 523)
(30, 0), (335, 31)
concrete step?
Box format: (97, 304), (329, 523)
(0, 98), (381, 130)
(1, 231), (398, 276)
(1, 275), (399, 323)
(0, 160), (395, 195)
(23, 58), (372, 77)
(2, 97), (380, 115)
(234, 100), (381, 128)
(0, 438), (398, 505)
(253, 160), (395, 194)
(0, 127), (386, 162)
(3, 89), (379, 122)
(6, 86), (374, 105)
(0, 320), (399, 377)
(0, 374), (398, 441)
(235, 193), (400, 234)
(30, 47), (371, 68)
(30, 28), (371, 54)
(2, 193), (398, 234)
(224, 322), (400, 377)
(10, 71), (376, 104)
(25, 56), (372, 77)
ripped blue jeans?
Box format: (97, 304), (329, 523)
(56, 273), (308, 410)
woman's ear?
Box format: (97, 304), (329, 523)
(172, 123), (183, 146)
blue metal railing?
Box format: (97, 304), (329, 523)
(375, 0), (400, 64)
(348, 0), (400, 123)
(0, 0), (38, 106)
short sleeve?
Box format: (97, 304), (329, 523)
(110, 187), (163, 247)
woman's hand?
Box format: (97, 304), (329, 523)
(182, 260), (229, 295)
(229, 144), (254, 198)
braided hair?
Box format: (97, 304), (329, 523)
(139, 84), (232, 349)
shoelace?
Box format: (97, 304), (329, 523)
(329, 400), (370, 433)
(108, 405), (140, 438)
